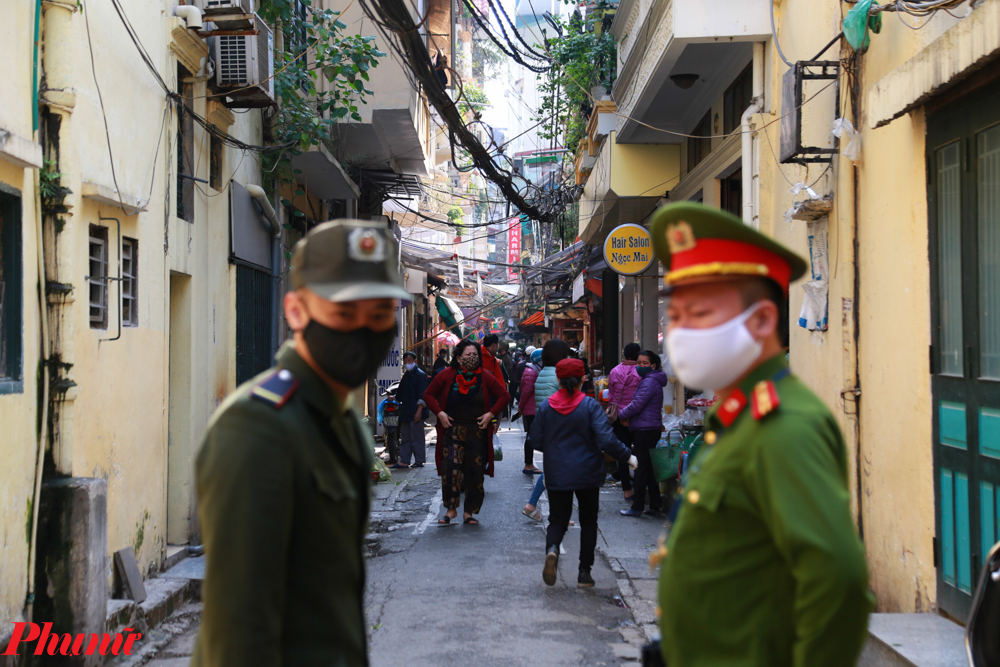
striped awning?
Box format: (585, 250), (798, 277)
(521, 311), (545, 326)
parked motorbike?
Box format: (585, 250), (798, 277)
(378, 382), (401, 465)
(967, 540), (1000, 666)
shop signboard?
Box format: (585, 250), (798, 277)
(602, 223), (653, 276)
(507, 218), (521, 281)
(376, 304), (403, 395)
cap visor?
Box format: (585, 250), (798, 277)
(306, 282), (414, 303)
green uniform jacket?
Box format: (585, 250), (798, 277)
(658, 354), (874, 667)
(191, 343), (373, 667)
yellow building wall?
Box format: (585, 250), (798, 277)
(0, 0), (266, 626)
(757, 0), (971, 612)
(0, 0), (44, 630)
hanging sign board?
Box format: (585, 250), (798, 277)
(602, 224), (654, 276)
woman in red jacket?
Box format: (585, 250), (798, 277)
(424, 339), (510, 525)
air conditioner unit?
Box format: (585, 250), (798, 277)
(194, 0), (254, 15)
(210, 14), (274, 109)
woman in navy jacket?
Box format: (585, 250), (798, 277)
(618, 350), (668, 518)
(530, 358), (636, 588)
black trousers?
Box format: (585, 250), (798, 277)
(630, 429), (662, 513)
(523, 414), (535, 466)
(546, 488), (599, 569)
(612, 420), (634, 491)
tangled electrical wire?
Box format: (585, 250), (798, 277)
(866, 0), (982, 16)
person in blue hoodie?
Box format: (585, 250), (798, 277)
(618, 350), (668, 518)
(530, 358), (637, 587)
(521, 339), (570, 521)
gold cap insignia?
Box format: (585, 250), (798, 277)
(666, 221), (696, 254)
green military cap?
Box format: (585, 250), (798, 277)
(650, 202), (807, 293)
(291, 219), (411, 302)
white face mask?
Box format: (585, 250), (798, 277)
(404, 362), (416, 372)
(666, 303), (764, 392)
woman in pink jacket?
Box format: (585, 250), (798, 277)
(519, 349), (543, 474)
(606, 343), (642, 500)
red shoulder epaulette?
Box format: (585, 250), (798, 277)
(750, 380), (780, 420)
(716, 388), (748, 427)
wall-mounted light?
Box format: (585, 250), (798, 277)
(670, 74), (699, 90)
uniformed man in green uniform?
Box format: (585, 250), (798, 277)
(191, 220), (411, 667)
(649, 202), (874, 667)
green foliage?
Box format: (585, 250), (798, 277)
(458, 81), (490, 118)
(447, 205), (465, 237)
(472, 38), (506, 81)
(534, 8), (616, 156)
(39, 158), (72, 212)
(258, 0), (384, 185)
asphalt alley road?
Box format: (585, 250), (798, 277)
(366, 420), (662, 667)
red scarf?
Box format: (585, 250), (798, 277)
(547, 388), (586, 415)
(454, 368), (482, 395)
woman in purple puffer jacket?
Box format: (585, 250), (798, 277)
(618, 350), (667, 518)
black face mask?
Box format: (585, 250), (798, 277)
(302, 320), (397, 388)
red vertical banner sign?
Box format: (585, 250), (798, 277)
(507, 217), (521, 282)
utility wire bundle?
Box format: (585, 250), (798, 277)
(359, 0), (562, 222)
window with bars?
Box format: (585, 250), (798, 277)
(89, 225), (108, 329)
(122, 237), (138, 327)
(0, 190), (23, 391)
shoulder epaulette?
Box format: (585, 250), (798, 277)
(750, 380), (780, 420)
(251, 369), (299, 408)
(716, 388), (748, 427)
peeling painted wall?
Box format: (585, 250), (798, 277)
(758, 0), (973, 612)
(0, 0), (45, 629)
(0, 0), (263, 626)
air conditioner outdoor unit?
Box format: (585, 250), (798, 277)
(210, 14), (275, 108)
(194, 0), (254, 15)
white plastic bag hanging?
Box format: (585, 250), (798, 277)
(798, 280), (829, 331)
(831, 118), (861, 163)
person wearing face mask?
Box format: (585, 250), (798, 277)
(192, 220), (411, 667)
(423, 339), (510, 524)
(617, 350), (668, 518)
(395, 351), (430, 469)
(648, 203), (873, 667)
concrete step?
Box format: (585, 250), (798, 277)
(106, 557), (204, 636)
(858, 613), (967, 667)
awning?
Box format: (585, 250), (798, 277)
(521, 311), (545, 326)
(289, 144), (360, 200)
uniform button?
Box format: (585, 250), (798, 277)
(725, 397), (740, 411)
(704, 431), (717, 445)
(687, 490), (700, 504)
(278, 369), (292, 381)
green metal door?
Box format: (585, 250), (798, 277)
(928, 79), (1000, 620)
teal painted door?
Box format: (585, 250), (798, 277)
(928, 79), (1000, 620)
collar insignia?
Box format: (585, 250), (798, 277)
(348, 228), (386, 263)
(751, 380), (780, 420)
(716, 388), (747, 427)
(666, 220), (697, 254)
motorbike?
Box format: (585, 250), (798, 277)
(378, 382), (401, 465)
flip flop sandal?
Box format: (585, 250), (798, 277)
(522, 507), (543, 522)
(438, 515), (456, 525)
(464, 517), (480, 525)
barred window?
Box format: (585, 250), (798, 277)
(122, 237), (138, 327)
(89, 225), (108, 329)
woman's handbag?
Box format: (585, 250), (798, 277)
(604, 401), (619, 422)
